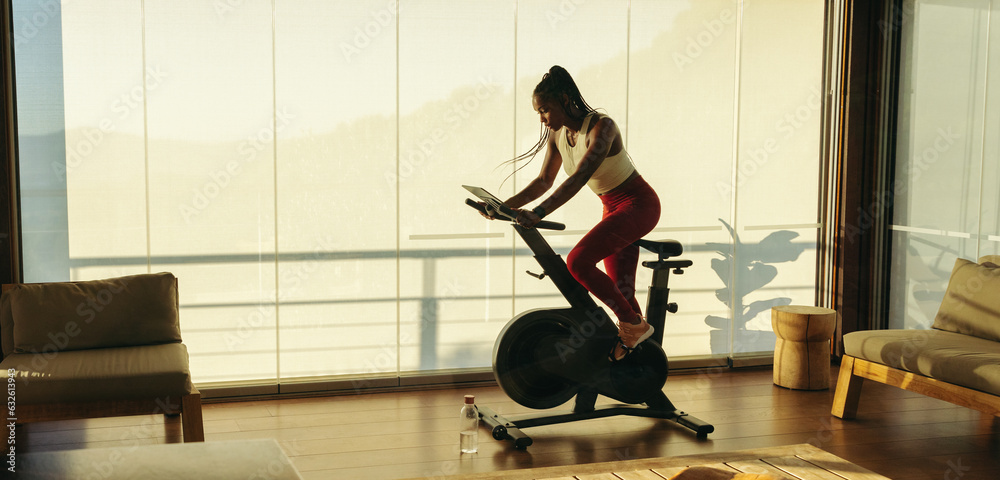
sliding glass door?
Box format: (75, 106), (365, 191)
(889, 0), (1000, 330)
(13, 0), (827, 390)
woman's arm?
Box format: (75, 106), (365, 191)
(532, 116), (620, 216)
(504, 133), (563, 209)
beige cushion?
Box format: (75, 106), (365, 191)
(8, 272), (181, 354)
(932, 258), (1000, 342)
(0, 342), (193, 403)
(844, 329), (1000, 396)
(980, 255), (1000, 267)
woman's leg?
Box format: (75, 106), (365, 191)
(566, 217), (644, 323)
(604, 243), (642, 317)
(565, 178), (660, 325)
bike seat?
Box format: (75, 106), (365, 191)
(633, 239), (683, 258)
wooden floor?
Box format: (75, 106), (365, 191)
(15, 366), (1000, 479)
(428, 443), (893, 480)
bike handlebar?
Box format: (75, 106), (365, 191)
(465, 198), (566, 231)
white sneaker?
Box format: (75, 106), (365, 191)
(610, 319), (654, 361)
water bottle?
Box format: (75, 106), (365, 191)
(459, 394), (479, 453)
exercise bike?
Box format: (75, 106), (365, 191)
(463, 185), (713, 449)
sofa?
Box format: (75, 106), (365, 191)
(0, 272), (204, 442)
(832, 255), (1000, 419)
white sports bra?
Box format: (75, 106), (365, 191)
(555, 113), (636, 194)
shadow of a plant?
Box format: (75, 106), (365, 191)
(705, 219), (808, 353)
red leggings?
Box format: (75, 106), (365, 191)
(566, 176), (661, 324)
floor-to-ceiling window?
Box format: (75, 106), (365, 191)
(889, 0), (1000, 330)
(12, 0), (827, 392)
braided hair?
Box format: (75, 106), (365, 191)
(533, 65), (597, 120)
(500, 66), (598, 187)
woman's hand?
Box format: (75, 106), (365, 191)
(515, 209), (541, 229)
(477, 202), (498, 219)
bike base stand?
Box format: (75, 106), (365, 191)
(478, 400), (714, 450)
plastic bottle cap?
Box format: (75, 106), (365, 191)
(464, 395), (475, 404)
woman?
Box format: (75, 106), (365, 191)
(502, 65), (661, 361)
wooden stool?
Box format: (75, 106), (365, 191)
(771, 305), (837, 390)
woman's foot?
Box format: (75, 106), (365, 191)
(610, 318), (654, 361)
(610, 337), (630, 362)
(621, 318), (654, 347)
